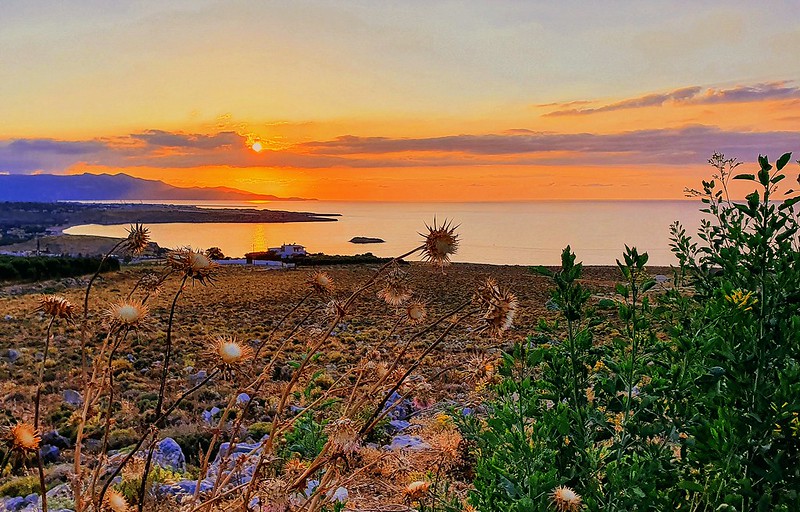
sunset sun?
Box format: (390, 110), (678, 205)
(251, 141), (263, 153)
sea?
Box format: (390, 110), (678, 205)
(63, 200), (707, 266)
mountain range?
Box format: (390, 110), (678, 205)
(0, 173), (310, 202)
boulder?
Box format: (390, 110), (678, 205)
(154, 437), (186, 472)
(62, 390), (83, 406)
(42, 431), (71, 449)
(41, 445), (60, 464)
(4, 349), (20, 363)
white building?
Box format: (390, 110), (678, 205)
(268, 243), (307, 259)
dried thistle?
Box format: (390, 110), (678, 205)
(324, 418), (361, 456)
(551, 485), (583, 511)
(36, 294), (75, 322)
(420, 218), (459, 268)
(6, 423), (41, 453)
(124, 223), (150, 255)
(105, 301), (149, 329)
(404, 480), (431, 500)
(138, 272), (165, 296)
(209, 336), (254, 370)
(307, 271), (334, 295)
(377, 266), (412, 306)
(103, 489), (131, 512)
(167, 248), (217, 284)
(475, 279), (517, 337)
(403, 300), (428, 325)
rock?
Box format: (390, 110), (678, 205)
(159, 479), (213, 497)
(4, 349), (20, 363)
(201, 407), (221, 424)
(655, 274), (670, 283)
(382, 391), (414, 421)
(189, 370), (208, 386)
(386, 420), (410, 433)
(349, 237), (385, 244)
(42, 430), (71, 449)
(154, 437), (186, 472)
(388, 434), (431, 451)
(330, 487), (349, 503)
(41, 444), (60, 463)
(2, 497), (26, 511)
(46, 483), (73, 501)
(62, 389), (83, 406)
(209, 441), (263, 485)
(236, 393), (251, 404)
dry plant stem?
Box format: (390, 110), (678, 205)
(342, 246), (423, 311)
(361, 305), (475, 436)
(34, 316), (55, 429)
(191, 392), (239, 504)
(73, 329), (119, 512)
(36, 454), (48, 512)
(81, 239), (125, 384)
(97, 368), (220, 507)
(35, 315), (51, 512)
(192, 297), (319, 504)
(137, 274), (188, 512)
(241, 372), (355, 504)
(90, 329), (131, 503)
(364, 300), (473, 403)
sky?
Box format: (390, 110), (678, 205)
(1, 0), (799, 201)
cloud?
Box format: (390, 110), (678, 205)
(546, 81), (800, 116)
(0, 125), (798, 173)
(129, 130), (243, 149)
(297, 126), (800, 165)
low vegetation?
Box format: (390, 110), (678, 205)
(0, 152), (797, 511)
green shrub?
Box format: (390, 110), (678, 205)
(0, 475), (40, 497)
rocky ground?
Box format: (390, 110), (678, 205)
(0, 261), (673, 511)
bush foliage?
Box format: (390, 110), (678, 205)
(461, 152), (800, 511)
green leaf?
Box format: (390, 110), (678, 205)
(733, 173), (755, 181)
(531, 265), (553, 277)
(641, 279), (657, 292)
(677, 480), (705, 492)
(758, 154), (772, 171)
(776, 152), (792, 171)
(758, 167), (770, 186)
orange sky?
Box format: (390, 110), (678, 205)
(2, 2), (799, 201)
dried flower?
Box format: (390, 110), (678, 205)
(168, 248), (217, 284)
(478, 281), (517, 337)
(420, 218), (459, 268)
(324, 418), (361, 456)
(403, 301), (427, 325)
(377, 266), (411, 306)
(551, 485), (583, 511)
(124, 223), (150, 255)
(105, 301), (149, 329)
(36, 295), (75, 322)
(138, 272), (164, 296)
(307, 271), (334, 295)
(104, 489), (130, 512)
(8, 423), (40, 452)
(404, 480), (430, 500)
(210, 336), (254, 368)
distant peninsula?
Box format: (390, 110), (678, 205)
(0, 172), (311, 202)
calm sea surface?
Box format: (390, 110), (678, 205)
(64, 200), (706, 266)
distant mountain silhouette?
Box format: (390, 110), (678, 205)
(0, 173), (310, 202)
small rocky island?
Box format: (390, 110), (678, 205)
(349, 236), (385, 244)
